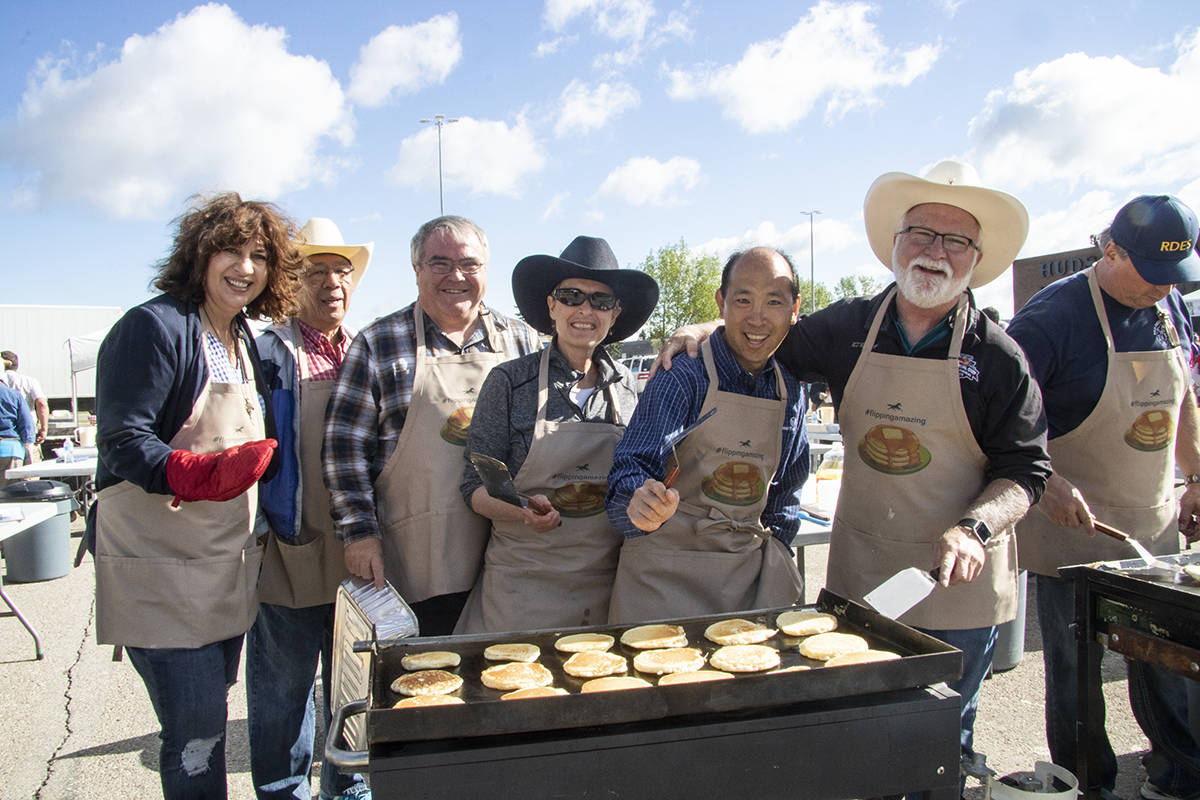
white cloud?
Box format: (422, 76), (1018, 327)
(542, 191), (569, 221)
(2, 4), (351, 219)
(534, 35), (577, 57)
(666, 0), (939, 133)
(597, 156), (701, 206)
(693, 216), (861, 262)
(389, 116), (545, 197)
(544, 0), (654, 42)
(968, 28), (1200, 192)
(555, 79), (640, 137)
(348, 13), (461, 107)
(1023, 190), (1118, 258)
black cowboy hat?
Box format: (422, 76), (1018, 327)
(512, 235), (659, 344)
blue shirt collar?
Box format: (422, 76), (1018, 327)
(712, 327), (780, 395)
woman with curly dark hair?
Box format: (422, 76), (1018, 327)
(92, 192), (301, 800)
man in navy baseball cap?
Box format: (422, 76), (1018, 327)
(1110, 194), (1200, 285)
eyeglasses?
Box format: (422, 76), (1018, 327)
(423, 257), (485, 275)
(552, 287), (620, 311)
(303, 265), (355, 284)
(898, 226), (979, 254)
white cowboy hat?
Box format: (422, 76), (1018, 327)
(863, 160), (1029, 288)
(294, 218), (373, 291)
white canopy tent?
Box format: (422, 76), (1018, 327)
(66, 328), (109, 418)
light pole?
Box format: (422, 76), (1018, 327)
(419, 114), (459, 215)
(799, 210), (821, 313)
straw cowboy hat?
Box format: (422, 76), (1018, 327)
(863, 160), (1029, 288)
(513, 235), (659, 344)
(294, 218), (373, 291)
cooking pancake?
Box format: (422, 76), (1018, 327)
(400, 650), (461, 671)
(562, 651), (628, 678)
(825, 649), (901, 667)
(501, 687), (569, 700)
(776, 609), (838, 637)
(767, 665), (812, 674)
(390, 669), (463, 697)
(480, 662), (554, 691)
(619, 623), (688, 649)
(657, 670), (735, 685)
(580, 676), (652, 693)
(483, 642), (541, 662)
(1184, 564), (1200, 582)
(554, 632), (615, 653)
(708, 644), (780, 673)
(392, 695), (465, 709)
(632, 647), (707, 675)
(797, 632), (870, 661)
(704, 618), (776, 645)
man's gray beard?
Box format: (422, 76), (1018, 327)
(894, 258), (971, 309)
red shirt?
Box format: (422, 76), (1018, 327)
(298, 319), (349, 380)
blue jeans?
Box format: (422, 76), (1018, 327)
(1129, 658), (1200, 798)
(246, 602), (366, 800)
(1036, 573), (1119, 790)
(127, 636), (243, 800)
(915, 624), (997, 757)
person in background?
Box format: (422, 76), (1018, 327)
(249, 218), (372, 800)
(455, 236), (657, 633)
(1008, 195), (1200, 800)
(2, 350), (49, 460)
(0, 364), (36, 485)
(323, 216), (540, 635)
(93, 192), (297, 800)
(605, 247), (808, 622)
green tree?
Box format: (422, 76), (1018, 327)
(638, 239), (721, 344)
(798, 279), (834, 313)
(834, 274), (883, 300)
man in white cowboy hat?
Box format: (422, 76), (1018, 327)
(1008, 195), (1200, 800)
(248, 217), (373, 800)
(656, 161), (1051, 774)
(323, 216), (540, 636)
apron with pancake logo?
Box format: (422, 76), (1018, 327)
(374, 305), (507, 602)
(258, 320), (349, 608)
(95, 337), (264, 648)
(1019, 268), (1186, 575)
(830, 288), (1017, 630)
(608, 336), (802, 624)
(456, 347), (626, 633)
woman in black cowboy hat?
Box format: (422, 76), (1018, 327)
(455, 235), (658, 634)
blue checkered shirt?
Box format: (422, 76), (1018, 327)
(323, 303), (541, 543)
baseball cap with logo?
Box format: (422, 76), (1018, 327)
(1109, 194), (1200, 285)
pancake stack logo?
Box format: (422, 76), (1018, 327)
(858, 423), (931, 474)
(550, 481), (608, 517)
(439, 405), (474, 446)
(702, 460), (766, 506)
(1124, 409), (1173, 451)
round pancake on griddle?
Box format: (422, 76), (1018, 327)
(580, 676), (652, 693)
(390, 669), (463, 697)
(400, 650), (461, 671)
(1184, 564), (1200, 582)
(632, 648), (707, 675)
(562, 650), (628, 678)
(708, 644), (780, 673)
(657, 670), (735, 685)
(776, 609), (838, 637)
(619, 623), (688, 649)
(392, 694), (465, 709)
(554, 632), (615, 653)
(766, 665), (812, 674)
(480, 662), (554, 691)
(483, 642), (541, 662)
(704, 618), (776, 645)
(797, 632), (869, 661)
(824, 649), (901, 667)
(501, 687), (569, 700)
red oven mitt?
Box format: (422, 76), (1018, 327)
(165, 439), (277, 508)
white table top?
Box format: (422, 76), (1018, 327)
(5, 457), (97, 480)
(0, 502), (57, 542)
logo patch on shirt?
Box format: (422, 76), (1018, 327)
(958, 354), (980, 383)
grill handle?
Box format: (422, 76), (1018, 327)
(324, 699), (369, 771)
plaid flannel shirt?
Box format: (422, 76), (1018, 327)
(323, 302), (541, 543)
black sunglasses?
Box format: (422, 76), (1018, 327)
(551, 287), (620, 311)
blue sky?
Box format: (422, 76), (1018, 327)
(3, 1), (1199, 328)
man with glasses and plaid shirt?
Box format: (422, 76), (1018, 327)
(323, 215), (540, 636)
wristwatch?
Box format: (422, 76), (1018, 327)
(1185, 474), (1200, 486)
(957, 517), (992, 545)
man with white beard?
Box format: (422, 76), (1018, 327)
(656, 161), (1050, 782)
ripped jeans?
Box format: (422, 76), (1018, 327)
(127, 636), (243, 800)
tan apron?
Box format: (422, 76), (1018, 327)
(456, 348), (627, 634)
(95, 340), (264, 648)
(1019, 268), (1187, 575)
(374, 305), (506, 603)
(607, 337), (802, 624)
(828, 289), (1017, 629)
(258, 320), (349, 608)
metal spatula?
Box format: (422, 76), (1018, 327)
(1092, 518), (1182, 578)
(469, 453), (528, 508)
(863, 567), (938, 619)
